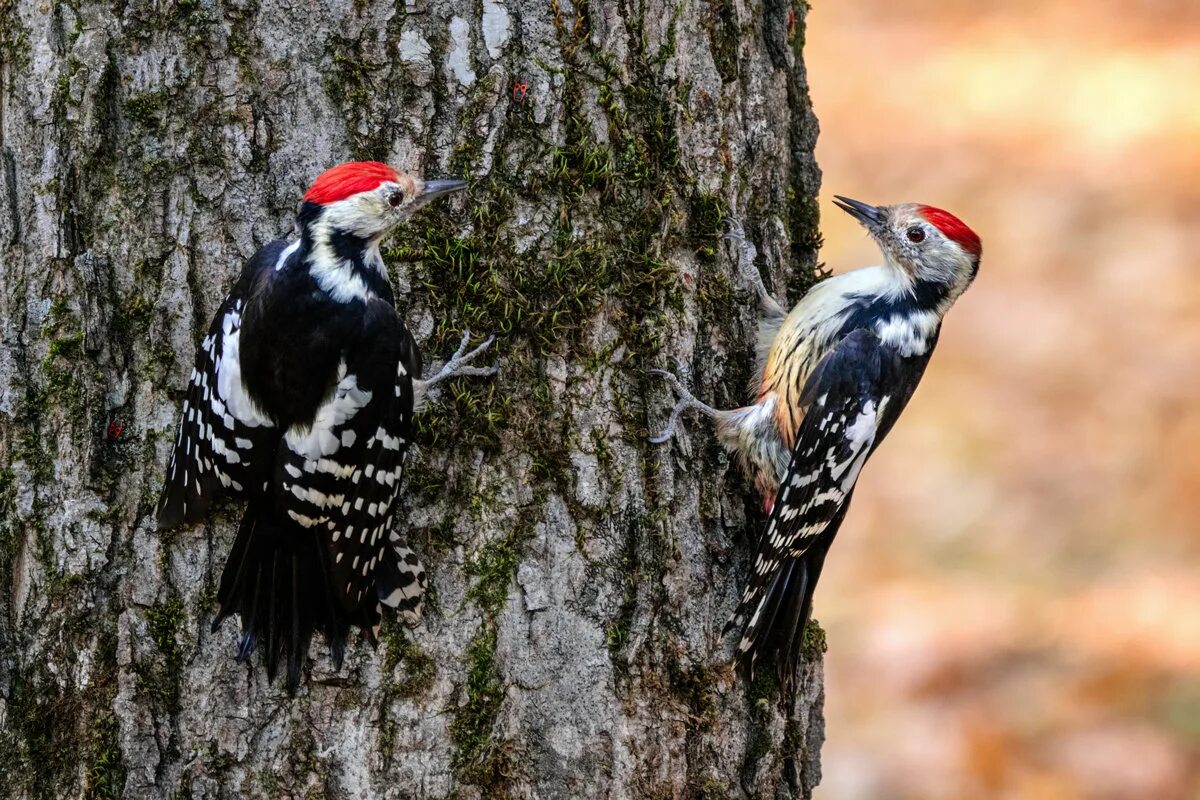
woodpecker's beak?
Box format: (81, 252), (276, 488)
(415, 179), (468, 208)
(833, 196), (885, 229)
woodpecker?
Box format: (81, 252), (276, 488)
(651, 197), (980, 687)
(156, 161), (496, 693)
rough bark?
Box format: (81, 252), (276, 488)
(0, 0), (824, 795)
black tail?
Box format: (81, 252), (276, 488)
(727, 540), (831, 697)
(212, 504), (375, 694)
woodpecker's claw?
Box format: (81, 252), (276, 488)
(442, 332), (499, 378)
(414, 331), (499, 405)
(721, 217), (747, 241)
(647, 359), (720, 444)
(721, 218), (758, 282)
(722, 217), (786, 320)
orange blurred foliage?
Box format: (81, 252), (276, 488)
(804, 2), (1200, 798)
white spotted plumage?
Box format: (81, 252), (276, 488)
(273, 346), (421, 617)
(157, 300), (275, 528)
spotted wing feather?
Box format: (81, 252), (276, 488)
(157, 296), (276, 530)
(727, 329), (917, 680)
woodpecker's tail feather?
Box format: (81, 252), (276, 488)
(376, 537), (427, 626)
(726, 543), (830, 695)
(212, 505), (377, 694)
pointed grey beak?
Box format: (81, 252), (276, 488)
(415, 179), (468, 208)
(833, 195), (885, 228)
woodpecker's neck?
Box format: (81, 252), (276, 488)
(882, 244), (978, 317)
(295, 201), (394, 305)
(851, 265), (942, 358)
(874, 259), (951, 314)
(780, 266), (943, 361)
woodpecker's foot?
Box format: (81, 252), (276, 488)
(647, 357), (721, 444)
(723, 218), (786, 320)
(414, 331), (498, 408)
(420, 331), (498, 387)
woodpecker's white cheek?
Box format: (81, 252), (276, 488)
(912, 244), (968, 290)
(321, 195), (391, 239)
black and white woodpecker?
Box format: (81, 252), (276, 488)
(156, 161), (496, 693)
(651, 197), (981, 687)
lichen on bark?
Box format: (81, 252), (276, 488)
(0, 0), (825, 796)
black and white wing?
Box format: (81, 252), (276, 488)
(727, 328), (928, 680)
(157, 292), (277, 530)
(272, 308), (426, 623)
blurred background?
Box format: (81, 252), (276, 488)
(804, 1), (1200, 798)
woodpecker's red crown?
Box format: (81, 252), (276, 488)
(303, 162), (401, 206)
(917, 205), (981, 259)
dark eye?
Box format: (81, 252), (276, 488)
(906, 226), (925, 243)
(388, 190), (404, 208)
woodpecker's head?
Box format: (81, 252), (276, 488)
(294, 162), (467, 303)
(298, 161), (467, 241)
(834, 196), (981, 304)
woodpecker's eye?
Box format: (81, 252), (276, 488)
(388, 190), (404, 208)
(906, 226), (926, 243)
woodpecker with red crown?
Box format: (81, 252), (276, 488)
(156, 161), (496, 693)
(651, 197), (981, 689)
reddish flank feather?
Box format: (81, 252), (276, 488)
(303, 162), (400, 206)
(918, 205), (982, 258)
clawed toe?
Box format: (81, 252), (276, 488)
(720, 218), (785, 319)
(415, 331), (500, 408)
(452, 363), (499, 379)
(435, 332), (497, 378)
(457, 333), (496, 364)
(647, 361), (718, 444)
(722, 217), (748, 242)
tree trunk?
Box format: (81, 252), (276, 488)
(0, 0), (824, 795)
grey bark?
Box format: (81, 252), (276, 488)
(0, 0), (824, 796)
